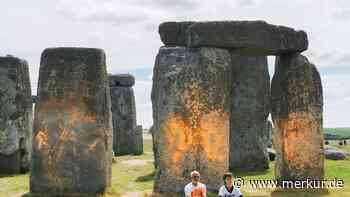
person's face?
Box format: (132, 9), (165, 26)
(191, 174), (200, 184)
(225, 176), (233, 186)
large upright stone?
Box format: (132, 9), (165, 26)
(109, 73), (135, 87)
(109, 74), (139, 155)
(271, 53), (324, 181)
(149, 125), (159, 168)
(0, 56), (32, 174)
(229, 54), (270, 171)
(152, 46), (231, 193)
(263, 120), (273, 148)
(134, 125), (144, 155)
(159, 21), (308, 55)
(31, 48), (112, 194)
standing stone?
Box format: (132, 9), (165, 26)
(0, 56), (32, 174)
(271, 53), (324, 181)
(109, 74), (139, 155)
(159, 21), (308, 55)
(152, 46), (231, 193)
(229, 54), (270, 171)
(134, 125), (143, 155)
(263, 120), (273, 148)
(31, 48), (112, 194)
(150, 125), (159, 168)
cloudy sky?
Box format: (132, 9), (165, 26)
(1, 0), (349, 128)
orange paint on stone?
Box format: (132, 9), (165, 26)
(274, 111), (324, 179)
(35, 131), (49, 150)
(200, 111), (229, 162)
(88, 140), (99, 152)
(33, 91), (101, 184)
(162, 92), (229, 177)
(163, 114), (191, 176)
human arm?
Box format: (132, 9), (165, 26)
(184, 185), (191, 197)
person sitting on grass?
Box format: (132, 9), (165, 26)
(184, 170), (207, 197)
(218, 172), (243, 197)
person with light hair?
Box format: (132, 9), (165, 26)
(184, 170), (207, 197)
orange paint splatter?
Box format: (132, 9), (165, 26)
(88, 140), (99, 152)
(161, 83), (229, 178)
(274, 111), (324, 179)
(35, 131), (49, 150)
(33, 89), (105, 184)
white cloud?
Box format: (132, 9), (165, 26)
(1, 0), (350, 127)
(322, 74), (350, 127)
(134, 80), (152, 128)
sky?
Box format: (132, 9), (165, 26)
(1, 0), (349, 128)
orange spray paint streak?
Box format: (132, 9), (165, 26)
(34, 90), (98, 182)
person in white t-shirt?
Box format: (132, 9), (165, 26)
(184, 170), (207, 197)
(218, 172), (243, 197)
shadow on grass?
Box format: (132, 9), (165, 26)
(150, 192), (217, 197)
(21, 189), (121, 197)
(270, 188), (329, 197)
(149, 192), (182, 197)
(136, 171), (156, 182)
(0, 173), (26, 178)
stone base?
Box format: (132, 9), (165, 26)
(0, 151), (21, 174)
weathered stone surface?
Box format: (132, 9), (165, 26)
(0, 56), (32, 174)
(229, 54), (270, 171)
(159, 21), (308, 55)
(263, 120), (273, 148)
(109, 75), (137, 155)
(0, 150), (21, 174)
(109, 74), (135, 87)
(150, 125), (159, 168)
(271, 53), (324, 181)
(134, 125), (144, 155)
(159, 22), (194, 46)
(31, 47), (112, 194)
(152, 46), (231, 193)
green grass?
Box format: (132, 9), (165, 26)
(1, 134), (350, 197)
(231, 159), (350, 197)
(328, 140), (350, 153)
(324, 128), (350, 140)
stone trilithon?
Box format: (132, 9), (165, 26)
(154, 20), (324, 193)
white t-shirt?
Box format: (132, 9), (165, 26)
(218, 185), (242, 197)
(184, 182), (207, 197)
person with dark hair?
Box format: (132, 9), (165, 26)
(218, 172), (243, 197)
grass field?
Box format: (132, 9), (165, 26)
(1, 133), (350, 197)
(324, 128), (350, 139)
